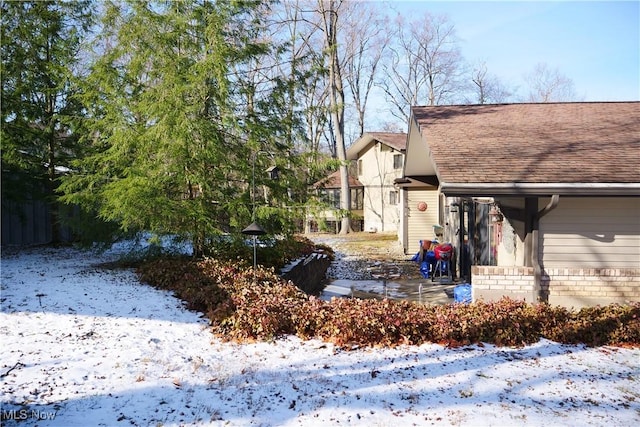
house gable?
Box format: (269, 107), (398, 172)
(404, 116), (438, 179)
(346, 132), (407, 160)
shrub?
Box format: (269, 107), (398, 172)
(204, 234), (319, 271)
(138, 255), (640, 349)
(555, 303), (640, 347)
(137, 257), (231, 313)
(215, 268), (310, 341)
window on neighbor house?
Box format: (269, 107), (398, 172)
(389, 190), (399, 205)
(331, 189), (341, 209)
(393, 154), (403, 169)
(351, 188), (363, 210)
(320, 188), (364, 210)
(319, 189), (340, 209)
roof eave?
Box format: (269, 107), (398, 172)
(439, 182), (640, 197)
(346, 133), (377, 160)
(394, 175), (439, 188)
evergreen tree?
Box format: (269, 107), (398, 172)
(59, 0), (302, 256)
(1, 0), (94, 243)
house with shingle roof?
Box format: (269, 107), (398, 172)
(398, 102), (640, 308)
(346, 132), (407, 233)
(306, 132), (407, 233)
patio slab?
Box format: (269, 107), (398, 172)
(320, 279), (458, 305)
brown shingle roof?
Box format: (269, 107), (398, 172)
(412, 102), (640, 188)
(312, 170), (363, 189)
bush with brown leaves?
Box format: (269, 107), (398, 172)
(138, 257), (640, 348)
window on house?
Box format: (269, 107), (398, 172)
(319, 189), (339, 209)
(351, 188), (363, 210)
(357, 159), (363, 176)
(320, 187), (364, 211)
(389, 190), (399, 205)
(331, 189), (340, 209)
(393, 154), (403, 169)
(319, 189), (327, 205)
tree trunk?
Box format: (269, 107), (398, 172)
(45, 43), (61, 245)
(48, 132), (61, 245)
(320, 0), (350, 234)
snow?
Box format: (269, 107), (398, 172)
(1, 243), (639, 426)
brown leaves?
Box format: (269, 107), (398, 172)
(137, 256), (640, 348)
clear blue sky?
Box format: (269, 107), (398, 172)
(386, 0), (640, 101)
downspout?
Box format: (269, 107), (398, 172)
(533, 194), (560, 303)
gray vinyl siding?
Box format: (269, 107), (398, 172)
(540, 197), (640, 268)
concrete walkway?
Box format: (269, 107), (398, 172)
(310, 232), (463, 305)
(320, 278), (458, 305)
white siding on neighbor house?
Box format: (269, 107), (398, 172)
(540, 197), (640, 268)
(357, 141), (404, 232)
(405, 189), (440, 253)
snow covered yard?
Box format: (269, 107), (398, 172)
(1, 244), (639, 426)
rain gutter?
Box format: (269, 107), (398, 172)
(439, 182), (640, 196)
(533, 195), (560, 303)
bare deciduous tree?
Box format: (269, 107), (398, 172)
(275, 1), (330, 160)
(524, 62), (580, 102)
(318, 0), (351, 234)
(340, 1), (390, 137)
(377, 12), (464, 124)
(470, 61), (513, 104)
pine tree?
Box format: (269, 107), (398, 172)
(1, 0), (94, 243)
(59, 0), (302, 256)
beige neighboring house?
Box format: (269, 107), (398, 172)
(346, 132), (407, 233)
(401, 102), (640, 308)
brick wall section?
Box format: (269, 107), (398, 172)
(472, 266), (536, 302)
(471, 266), (640, 306)
(542, 268), (640, 299)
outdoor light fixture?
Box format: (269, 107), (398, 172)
(242, 221), (266, 270)
(243, 150), (278, 272)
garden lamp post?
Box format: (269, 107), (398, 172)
(242, 221), (266, 270)
(241, 150), (276, 271)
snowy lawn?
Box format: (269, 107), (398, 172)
(1, 244), (639, 426)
